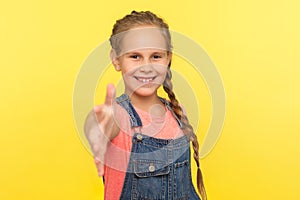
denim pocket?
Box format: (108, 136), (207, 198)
(174, 159), (190, 199)
(133, 159), (169, 199)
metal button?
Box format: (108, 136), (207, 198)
(136, 134), (143, 141)
(149, 163), (155, 172)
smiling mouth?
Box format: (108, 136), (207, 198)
(134, 76), (156, 83)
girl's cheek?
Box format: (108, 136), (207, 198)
(122, 66), (138, 74)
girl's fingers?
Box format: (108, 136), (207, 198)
(93, 105), (103, 113)
(104, 84), (116, 106)
(94, 157), (105, 176)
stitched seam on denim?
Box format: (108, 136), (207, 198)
(174, 159), (190, 199)
(128, 101), (142, 127)
(116, 95), (142, 127)
(137, 140), (189, 149)
(116, 94), (129, 103)
(130, 134), (139, 200)
(132, 134), (188, 147)
(168, 148), (173, 200)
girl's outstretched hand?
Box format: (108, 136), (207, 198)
(84, 84), (120, 176)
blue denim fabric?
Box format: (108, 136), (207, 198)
(116, 94), (200, 200)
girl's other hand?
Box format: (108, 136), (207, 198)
(84, 84), (120, 176)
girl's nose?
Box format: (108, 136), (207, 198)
(139, 60), (153, 73)
(139, 64), (153, 73)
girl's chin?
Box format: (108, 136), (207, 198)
(126, 87), (159, 97)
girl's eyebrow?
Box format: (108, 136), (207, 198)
(152, 51), (166, 54)
(125, 51), (140, 55)
(125, 50), (166, 55)
(122, 51), (141, 56)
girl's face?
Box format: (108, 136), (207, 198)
(111, 26), (172, 98)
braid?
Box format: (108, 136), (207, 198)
(163, 67), (207, 200)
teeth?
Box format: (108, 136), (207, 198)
(137, 77), (154, 83)
(142, 79), (150, 83)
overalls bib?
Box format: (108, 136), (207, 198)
(116, 94), (201, 200)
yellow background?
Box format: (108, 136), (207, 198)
(1, 0), (299, 199)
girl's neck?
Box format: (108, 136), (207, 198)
(127, 92), (164, 112)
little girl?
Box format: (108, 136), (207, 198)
(84, 11), (207, 200)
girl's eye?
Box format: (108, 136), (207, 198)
(130, 55), (140, 59)
(153, 55), (162, 59)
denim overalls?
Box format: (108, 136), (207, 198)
(116, 94), (201, 200)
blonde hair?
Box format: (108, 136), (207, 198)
(110, 10), (207, 200)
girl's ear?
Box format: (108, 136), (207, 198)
(110, 49), (121, 71)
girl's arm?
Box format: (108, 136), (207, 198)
(84, 84), (120, 176)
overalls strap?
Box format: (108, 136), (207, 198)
(158, 97), (184, 129)
(115, 94), (143, 128)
